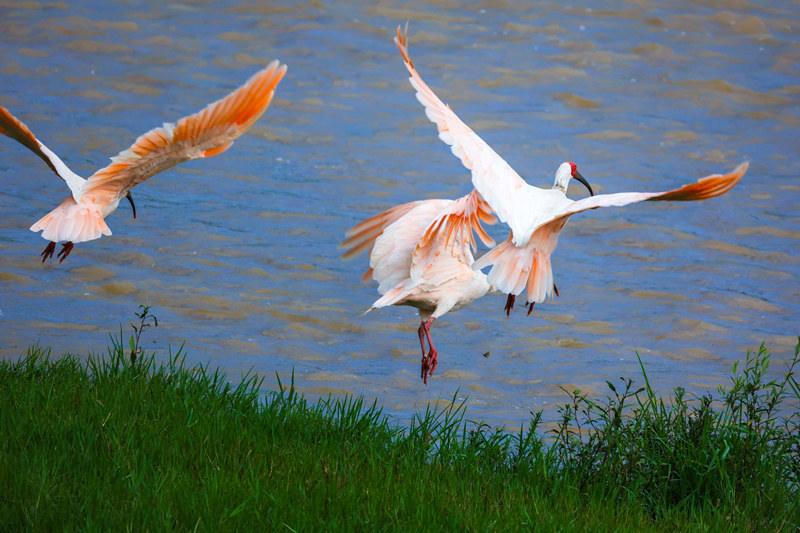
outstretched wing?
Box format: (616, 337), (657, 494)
(409, 189), (496, 284)
(395, 26), (528, 234)
(0, 105), (84, 195)
(542, 162), (748, 229)
(368, 199), (452, 294)
(340, 199), (427, 282)
(340, 200), (426, 260)
(79, 60), (287, 207)
(474, 162), (747, 302)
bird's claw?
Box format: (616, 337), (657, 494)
(420, 349), (438, 385)
(56, 242), (74, 263)
(504, 294), (516, 317)
(40, 241), (56, 263)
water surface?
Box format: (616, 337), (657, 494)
(1, 0), (798, 427)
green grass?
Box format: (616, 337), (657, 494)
(1, 309), (798, 531)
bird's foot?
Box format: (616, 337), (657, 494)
(56, 241), (74, 263)
(420, 348), (439, 385)
(427, 348), (438, 377)
(553, 283), (559, 297)
(40, 241), (56, 263)
(526, 301), (535, 316)
(504, 294), (516, 317)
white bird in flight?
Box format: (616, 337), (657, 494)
(341, 189), (496, 384)
(0, 60), (287, 263)
(394, 26), (747, 314)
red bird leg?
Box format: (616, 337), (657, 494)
(527, 301), (535, 316)
(40, 241), (56, 262)
(417, 322), (427, 357)
(418, 317), (438, 385)
(504, 294), (516, 317)
(56, 241), (74, 263)
(553, 283), (559, 297)
(422, 317), (438, 377)
(418, 321), (431, 383)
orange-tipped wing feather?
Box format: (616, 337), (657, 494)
(1, 105), (85, 195)
(0, 106), (59, 174)
(27, 61), (286, 252)
(643, 162), (747, 202)
(340, 200), (426, 261)
(413, 189), (495, 257)
(395, 26), (529, 234)
(80, 61), (287, 210)
(342, 190), (496, 290)
(474, 163), (748, 302)
(409, 190), (496, 285)
(549, 162), (748, 223)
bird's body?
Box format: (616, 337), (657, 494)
(0, 60), (287, 262)
(341, 190), (496, 384)
(394, 26), (747, 311)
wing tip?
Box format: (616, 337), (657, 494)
(394, 23), (413, 68)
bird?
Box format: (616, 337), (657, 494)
(394, 25), (747, 313)
(0, 60), (287, 263)
(341, 189), (496, 384)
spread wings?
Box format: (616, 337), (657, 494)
(341, 189), (496, 290)
(540, 162), (749, 232)
(394, 26), (529, 237)
(0, 105), (84, 195)
(79, 60), (287, 207)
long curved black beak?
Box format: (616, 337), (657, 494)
(574, 171), (594, 196)
(126, 192), (137, 219)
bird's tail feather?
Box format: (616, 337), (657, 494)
(30, 196), (111, 244)
(364, 283), (411, 314)
(474, 238), (554, 303)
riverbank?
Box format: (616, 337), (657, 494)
(1, 317), (797, 530)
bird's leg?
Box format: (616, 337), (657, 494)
(40, 241), (56, 263)
(423, 317), (438, 377)
(418, 317), (438, 385)
(504, 294), (516, 317)
(417, 322), (428, 357)
(527, 301), (535, 316)
(56, 241), (74, 263)
(126, 191), (137, 219)
(418, 321), (430, 384)
(553, 283), (559, 297)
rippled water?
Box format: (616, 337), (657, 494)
(1, 0), (798, 427)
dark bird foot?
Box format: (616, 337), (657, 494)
(526, 301), (535, 316)
(504, 294), (516, 317)
(56, 241), (74, 263)
(40, 241), (56, 262)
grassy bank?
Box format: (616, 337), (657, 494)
(1, 313), (798, 530)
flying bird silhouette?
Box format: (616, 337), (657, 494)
(0, 60), (287, 262)
(394, 25), (747, 314)
(341, 190), (496, 384)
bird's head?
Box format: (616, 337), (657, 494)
(554, 161), (594, 197)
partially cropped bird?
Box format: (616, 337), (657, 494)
(341, 189), (496, 384)
(394, 26), (747, 313)
(0, 60), (286, 263)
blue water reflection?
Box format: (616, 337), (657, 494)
(1, 1), (798, 427)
